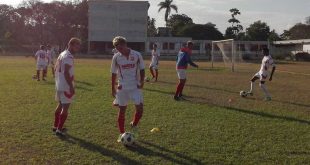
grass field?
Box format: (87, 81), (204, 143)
(0, 56), (309, 164)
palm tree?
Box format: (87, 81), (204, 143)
(158, 0), (178, 27)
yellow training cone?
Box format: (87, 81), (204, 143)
(150, 127), (160, 133)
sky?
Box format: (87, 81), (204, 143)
(1, 0), (309, 34)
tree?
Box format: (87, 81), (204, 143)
(225, 8), (243, 39)
(305, 16), (310, 25)
(158, 0), (178, 26)
(268, 30), (281, 41)
(285, 23), (310, 39)
(177, 23), (224, 40)
(246, 21), (270, 41)
(147, 16), (157, 37)
(166, 14), (193, 36)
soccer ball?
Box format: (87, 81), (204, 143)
(121, 132), (135, 146)
(144, 77), (150, 82)
(240, 90), (247, 97)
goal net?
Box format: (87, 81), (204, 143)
(211, 39), (243, 72)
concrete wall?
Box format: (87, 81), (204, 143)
(88, 0), (149, 42)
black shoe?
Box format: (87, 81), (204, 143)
(174, 96), (180, 101)
(52, 127), (67, 132)
(55, 129), (65, 136)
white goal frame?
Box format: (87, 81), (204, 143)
(211, 39), (235, 72)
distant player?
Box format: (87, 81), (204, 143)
(174, 41), (198, 100)
(34, 45), (48, 81)
(110, 36), (145, 143)
(247, 48), (276, 101)
(149, 43), (160, 82)
(53, 38), (81, 136)
(46, 45), (56, 78)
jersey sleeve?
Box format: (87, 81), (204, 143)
(111, 55), (118, 74)
(138, 53), (145, 70)
(63, 57), (73, 66)
(35, 51), (39, 57)
(269, 58), (276, 67)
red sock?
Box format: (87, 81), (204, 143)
(118, 111), (125, 133)
(179, 83), (185, 96)
(54, 110), (61, 128)
(175, 83), (182, 97)
(133, 110), (143, 126)
(57, 112), (68, 130)
(155, 70), (158, 80)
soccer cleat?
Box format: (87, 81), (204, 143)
(174, 96), (180, 101)
(42, 78), (46, 81)
(55, 129), (65, 136)
(37, 79), (40, 81)
(52, 127), (67, 132)
(117, 134), (122, 143)
(130, 122), (139, 138)
(264, 97), (272, 101)
(247, 92), (253, 96)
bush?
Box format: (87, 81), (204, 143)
(295, 52), (310, 61)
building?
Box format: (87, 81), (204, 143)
(88, 0), (149, 54)
(271, 39), (310, 56)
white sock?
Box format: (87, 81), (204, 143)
(260, 83), (271, 98)
(249, 81), (254, 93)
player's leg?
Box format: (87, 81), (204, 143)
(155, 69), (158, 82)
(115, 89), (129, 142)
(179, 79), (186, 98)
(259, 81), (271, 101)
(43, 66), (47, 81)
(36, 65), (40, 81)
(56, 103), (70, 136)
(149, 66), (155, 79)
(53, 102), (62, 131)
(51, 66), (55, 78)
(248, 74), (259, 95)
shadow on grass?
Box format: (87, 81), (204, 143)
(272, 99), (310, 109)
(153, 81), (237, 94)
(75, 80), (94, 87)
(61, 134), (142, 165)
(126, 141), (203, 165)
(221, 106), (310, 125)
(144, 87), (310, 125)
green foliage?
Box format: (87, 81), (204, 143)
(246, 21), (271, 41)
(177, 23), (224, 40)
(167, 14), (193, 36)
(225, 8), (243, 39)
(147, 17), (157, 37)
(158, 0), (178, 26)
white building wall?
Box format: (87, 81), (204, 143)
(88, 0), (149, 42)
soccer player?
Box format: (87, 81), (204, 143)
(53, 38), (81, 136)
(46, 45), (56, 78)
(174, 41), (199, 101)
(110, 36), (145, 143)
(247, 48), (276, 101)
(34, 45), (48, 81)
(149, 43), (160, 82)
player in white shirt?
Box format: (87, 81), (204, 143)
(149, 43), (160, 82)
(34, 45), (48, 81)
(46, 45), (56, 78)
(247, 48), (276, 101)
(53, 38), (81, 136)
(110, 36), (145, 143)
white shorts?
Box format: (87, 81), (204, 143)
(149, 62), (159, 69)
(37, 64), (47, 70)
(113, 88), (143, 106)
(254, 72), (268, 81)
(177, 69), (186, 79)
(55, 91), (74, 104)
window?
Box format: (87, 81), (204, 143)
(163, 42), (168, 50)
(169, 43), (175, 50)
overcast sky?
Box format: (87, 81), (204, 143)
(1, 0), (309, 34)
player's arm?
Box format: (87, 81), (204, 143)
(269, 65), (276, 81)
(138, 54), (145, 89)
(187, 54), (198, 68)
(111, 56), (117, 97)
(111, 73), (117, 97)
(64, 64), (74, 94)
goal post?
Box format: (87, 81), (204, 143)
(211, 39), (236, 72)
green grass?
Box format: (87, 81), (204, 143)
(0, 56), (309, 164)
